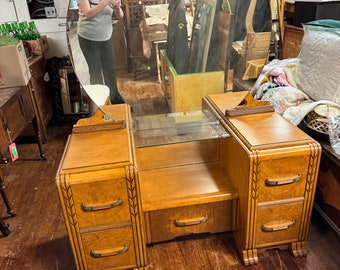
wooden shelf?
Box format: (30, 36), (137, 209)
(139, 162), (238, 212)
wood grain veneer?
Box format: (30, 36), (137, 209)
(56, 104), (147, 270)
(203, 93), (321, 265)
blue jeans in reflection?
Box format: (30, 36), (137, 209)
(78, 35), (125, 104)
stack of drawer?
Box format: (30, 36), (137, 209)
(204, 93), (321, 265)
(62, 169), (138, 269)
(56, 105), (147, 270)
(251, 147), (315, 250)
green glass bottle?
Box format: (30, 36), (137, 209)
(29, 21), (40, 40)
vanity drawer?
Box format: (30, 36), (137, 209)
(144, 200), (237, 243)
(81, 226), (136, 270)
(71, 177), (130, 228)
(255, 200), (303, 247)
(257, 151), (311, 202)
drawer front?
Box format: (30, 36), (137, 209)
(2, 92), (31, 139)
(72, 178), (130, 228)
(257, 153), (310, 202)
(81, 227), (136, 270)
(255, 201), (303, 247)
(146, 200), (237, 243)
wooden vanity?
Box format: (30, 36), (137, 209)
(56, 93), (321, 269)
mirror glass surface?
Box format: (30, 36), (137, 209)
(67, 1), (90, 86)
(66, 0), (272, 117)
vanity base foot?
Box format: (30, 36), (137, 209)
(241, 249), (258, 265)
(291, 241), (307, 257)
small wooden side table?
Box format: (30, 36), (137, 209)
(0, 87), (46, 163)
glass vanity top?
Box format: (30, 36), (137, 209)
(133, 109), (230, 148)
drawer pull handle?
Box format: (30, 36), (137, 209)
(174, 215), (208, 227)
(265, 174), (301, 186)
(81, 197), (123, 212)
(90, 244), (129, 258)
(261, 219), (296, 232)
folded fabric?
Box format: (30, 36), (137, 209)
(251, 58), (300, 96)
(261, 86), (310, 114)
(283, 100), (340, 126)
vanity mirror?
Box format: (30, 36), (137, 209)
(66, 0), (272, 116)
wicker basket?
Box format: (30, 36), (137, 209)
(305, 105), (340, 135)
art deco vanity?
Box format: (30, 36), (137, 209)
(56, 92), (321, 269)
(57, 0), (322, 268)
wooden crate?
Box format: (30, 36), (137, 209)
(282, 24), (304, 59)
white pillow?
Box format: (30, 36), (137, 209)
(296, 22), (340, 104)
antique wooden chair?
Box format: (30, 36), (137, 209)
(0, 170), (16, 237)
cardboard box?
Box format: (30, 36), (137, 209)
(23, 35), (49, 55)
(0, 40), (31, 88)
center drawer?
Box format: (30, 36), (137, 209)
(144, 200), (237, 243)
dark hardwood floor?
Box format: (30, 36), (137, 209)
(1, 75), (340, 270)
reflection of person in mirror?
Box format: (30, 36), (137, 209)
(77, 0), (125, 104)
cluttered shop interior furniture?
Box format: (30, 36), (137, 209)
(1, 0), (340, 269)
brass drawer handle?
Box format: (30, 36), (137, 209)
(81, 197), (123, 212)
(265, 174), (301, 186)
(261, 219), (296, 232)
(174, 215), (208, 227)
(90, 244), (129, 258)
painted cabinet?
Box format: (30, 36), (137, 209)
(3, 0), (69, 58)
(0, 0), (17, 23)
